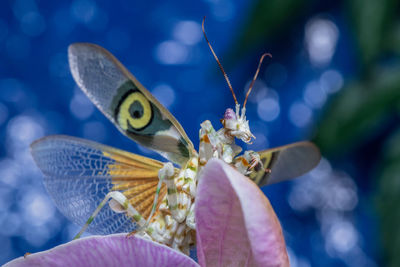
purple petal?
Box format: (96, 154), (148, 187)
(5, 234), (199, 267)
(195, 159), (289, 267)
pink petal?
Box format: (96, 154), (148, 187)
(195, 159), (289, 267)
(5, 234), (199, 267)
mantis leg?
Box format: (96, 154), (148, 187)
(186, 202), (195, 229)
(199, 120), (219, 168)
(182, 157), (198, 230)
(74, 191), (146, 239)
(141, 173), (165, 227)
(199, 120), (237, 165)
(234, 150), (263, 175)
(171, 223), (187, 250)
(145, 213), (178, 245)
(178, 157), (198, 197)
(158, 162), (188, 223)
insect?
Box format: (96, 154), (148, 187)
(30, 20), (320, 254)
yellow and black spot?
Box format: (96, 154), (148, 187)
(110, 80), (191, 164)
(116, 90), (153, 131)
(111, 81), (172, 137)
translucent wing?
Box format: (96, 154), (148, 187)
(31, 135), (168, 235)
(249, 142), (321, 186)
(68, 43), (194, 166)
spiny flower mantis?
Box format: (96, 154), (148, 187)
(31, 19), (320, 254)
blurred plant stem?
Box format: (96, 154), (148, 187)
(376, 129), (400, 267)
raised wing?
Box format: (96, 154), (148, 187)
(31, 135), (168, 235)
(68, 43), (194, 166)
(249, 142), (321, 186)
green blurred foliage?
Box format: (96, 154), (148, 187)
(229, 0), (400, 265)
(315, 0), (400, 155)
(314, 66), (400, 154)
(321, 3), (400, 264)
(227, 0), (312, 62)
(347, 0), (398, 73)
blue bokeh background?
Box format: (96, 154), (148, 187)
(0, 0), (382, 266)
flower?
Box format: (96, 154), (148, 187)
(5, 159), (288, 267)
(4, 234), (198, 267)
(196, 159), (289, 267)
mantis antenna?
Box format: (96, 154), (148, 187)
(243, 53), (272, 109)
(202, 16), (238, 106)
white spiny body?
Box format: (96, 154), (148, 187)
(78, 105), (259, 254)
(140, 105), (259, 253)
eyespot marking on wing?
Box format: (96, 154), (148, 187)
(116, 90), (153, 131)
(69, 43), (194, 165)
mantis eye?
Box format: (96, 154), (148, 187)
(223, 108), (236, 120)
